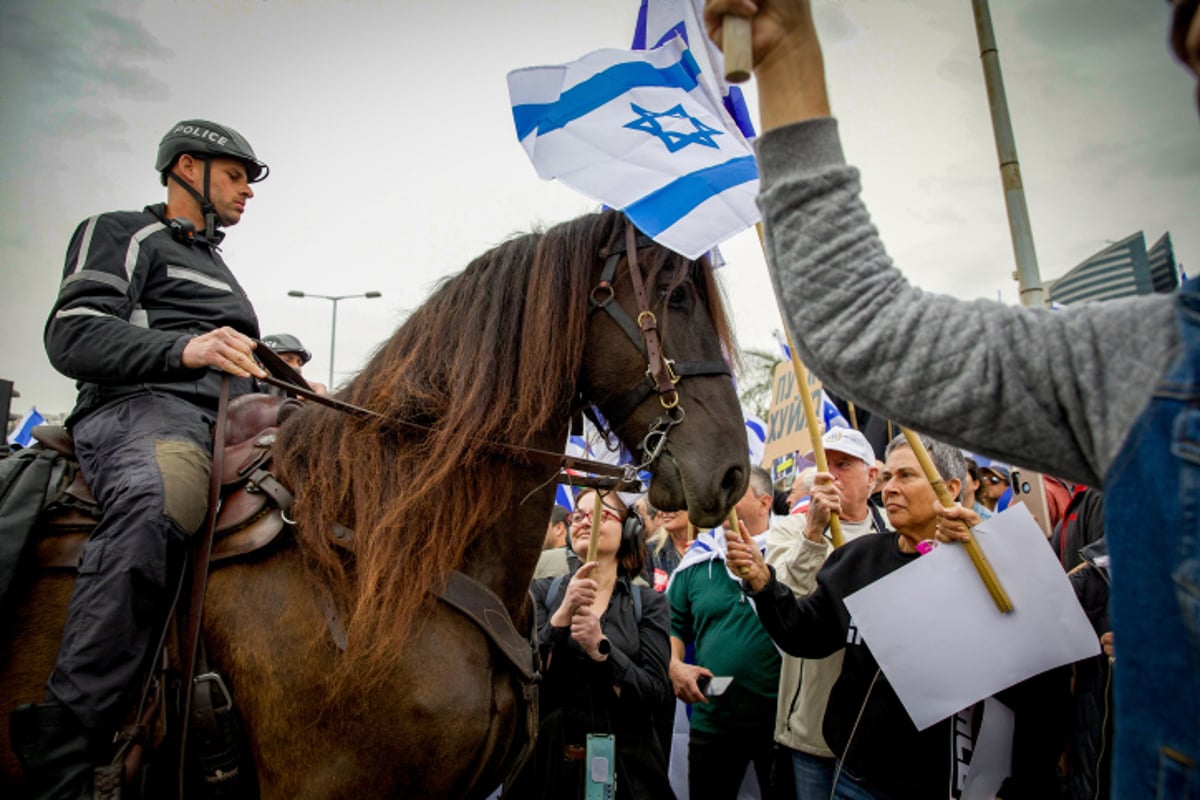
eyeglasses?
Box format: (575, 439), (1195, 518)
(570, 508), (623, 526)
(983, 475), (1006, 485)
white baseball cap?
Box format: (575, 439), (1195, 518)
(803, 428), (875, 466)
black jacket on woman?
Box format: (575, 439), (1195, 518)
(513, 572), (675, 800)
(749, 532), (1067, 799)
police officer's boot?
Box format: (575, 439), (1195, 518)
(9, 702), (96, 800)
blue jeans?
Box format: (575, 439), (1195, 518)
(1104, 277), (1200, 798)
(790, 750), (899, 800)
(790, 749), (833, 800)
(829, 768), (898, 800)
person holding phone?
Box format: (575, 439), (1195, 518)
(667, 468), (788, 799)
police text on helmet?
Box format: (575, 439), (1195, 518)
(173, 125), (229, 147)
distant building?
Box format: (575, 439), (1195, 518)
(1047, 231), (1179, 305)
(1147, 232), (1179, 293)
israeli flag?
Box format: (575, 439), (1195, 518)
(745, 412), (766, 467)
(631, 0), (756, 140)
(555, 484), (576, 511)
(508, 37), (760, 260)
(7, 407), (45, 448)
(772, 329), (792, 361)
(820, 391), (850, 431)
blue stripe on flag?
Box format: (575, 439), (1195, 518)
(625, 155), (758, 236)
(632, 1), (649, 49)
(7, 407), (45, 448)
(632, 1), (689, 50)
(723, 88), (756, 140)
(513, 51), (702, 140)
(556, 484), (576, 511)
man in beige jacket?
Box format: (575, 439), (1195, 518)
(764, 428), (886, 796)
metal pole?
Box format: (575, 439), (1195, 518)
(287, 290), (380, 389)
(971, 0), (1046, 309)
(328, 298), (339, 389)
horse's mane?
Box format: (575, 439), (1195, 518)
(272, 209), (737, 691)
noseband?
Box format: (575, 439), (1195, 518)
(587, 222), (731, 469)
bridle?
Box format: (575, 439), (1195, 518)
(586, 222), (731, 471)
(255, 219), (731, 491)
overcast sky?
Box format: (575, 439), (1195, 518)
(2, 0), (1197, 418)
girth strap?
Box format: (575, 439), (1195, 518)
(438, 571), (536, 683)
(437, 571), (539, 793)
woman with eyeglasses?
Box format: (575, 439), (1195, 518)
(509, 488), (675, 800)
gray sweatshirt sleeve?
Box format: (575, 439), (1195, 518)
(755, 118), (1179, 487)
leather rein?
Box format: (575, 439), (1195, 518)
(256, 220), (730, 490)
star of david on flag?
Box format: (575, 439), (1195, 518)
(624, 103), (723, 152)
(507, 36), (760, 260)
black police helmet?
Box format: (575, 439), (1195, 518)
(156, 119), (269, 185)
(262, 333), (312, 365)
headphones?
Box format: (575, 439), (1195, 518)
(621, 511), (645, 555)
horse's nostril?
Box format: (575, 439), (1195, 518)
(721, 466), (745, 497)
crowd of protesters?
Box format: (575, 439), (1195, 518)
(514, 418), (1117, 800)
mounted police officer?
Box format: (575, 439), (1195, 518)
(262, 333), (312, 373)
(10, 119), (270, 798)
(262, 333), (328, 395)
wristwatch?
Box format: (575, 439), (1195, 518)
(596, 638), (612, 656)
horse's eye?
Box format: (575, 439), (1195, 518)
(666, 286), (688, 309)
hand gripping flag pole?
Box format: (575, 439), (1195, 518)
(900, 426), (1014, 614)
(786, 331), (846, 548)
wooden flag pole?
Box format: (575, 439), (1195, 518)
(586, 490), (605, 564)
(724, 506), (744, 575)
(791, 348), (844, 547)
(723, 16), (752, 83)
(900, 426), (1013, 613)
(753, 220), (844, 548)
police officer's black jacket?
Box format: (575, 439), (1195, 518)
(45, 203), (260, 427)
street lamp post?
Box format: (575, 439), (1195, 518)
(287, 290), (382, 388)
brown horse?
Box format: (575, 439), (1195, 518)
(0, 210), (748, 797)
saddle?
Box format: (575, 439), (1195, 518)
(28, 393), (299, 572)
